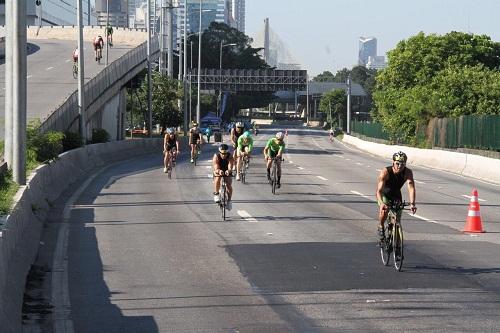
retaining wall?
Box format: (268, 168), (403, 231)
(341, 134), (500, 185)
(0, 138), (162, 333)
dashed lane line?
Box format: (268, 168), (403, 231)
(297, 166), (304, 170)
(46, 66), (54, 71)
(462, 194), (486, 202)
(237, 210), (258, 222)
(350, 190), (374, 201)
(317, 176), (328, 181)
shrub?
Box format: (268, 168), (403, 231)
(62, 131), (83, 151)
(27, 126), (65, 163)
(90, 128), (110, 144)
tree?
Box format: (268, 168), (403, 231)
(313, 71), (335, 82)
(373, 31), (500, 143)
(319, 89), (346, 127)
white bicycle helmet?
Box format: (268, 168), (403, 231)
(275, 132), (285, 140)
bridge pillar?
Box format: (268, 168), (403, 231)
(87, 89), (127, 141)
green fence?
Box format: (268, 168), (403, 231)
(351, 120), (390, 141)
(431, 115), (500, 151)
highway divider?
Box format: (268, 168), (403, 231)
(0, 138), (162, 333)
(341, 134), (500, 185)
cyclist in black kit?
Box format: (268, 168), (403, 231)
(376, 151), (417, 240)
(212, 144), (234, 210)
(189, 122), (203, 163)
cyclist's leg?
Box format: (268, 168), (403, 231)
(163, 150), (169, 170)
(276, 157), (282, 186)
(236, 150), (242, 179)
(266, 154), (273, 180)
(190, 143), (195, 161)
(226, 176), (233, 201)
(377, 196), (390, 239)
(213, 174), (221, 202)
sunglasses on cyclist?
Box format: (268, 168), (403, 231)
(219, 150), (229, 155)
(394, 161), (405, 167)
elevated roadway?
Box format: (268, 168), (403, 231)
(24, 127), (500, 332)
(0, 27), (147, 137)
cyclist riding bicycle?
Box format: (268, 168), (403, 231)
(93, 35), (104, 61)
(376, 151), (417, 241)
(264, 132), (286, 188)
(105, 25), (113, 46)
(236, 130), (254, 181)
(213, 143), (234, 210)
(163, 128), (179, 172)
(230, 122), (245, 167)
(189, 122), (203, 163)
(72, 47), (79, 63)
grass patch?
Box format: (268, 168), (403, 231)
(0, 171), (20, 215)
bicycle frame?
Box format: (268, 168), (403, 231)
(269, 156), (281, 194)
(215, 174), (230, 221)
(380, 201), (408, 271)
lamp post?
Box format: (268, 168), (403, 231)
(218, 42), (236, 119)
(346, 73), (351, 134)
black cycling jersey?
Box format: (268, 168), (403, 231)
(232, 128), (243, 147)
(216, 153), (230, 171)
(382, 166), (406, 201)
(189, 129), (200, 144)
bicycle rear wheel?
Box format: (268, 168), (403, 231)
(72, 64), (78, 79)
(393, 224), (404, 271)
(380, 224), (391, 266)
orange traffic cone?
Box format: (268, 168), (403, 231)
(463, 189), (484, 233)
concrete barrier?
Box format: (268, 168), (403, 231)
(0, 36), (5, 58)
(341, 134), (500, 184)
(0, 138), (162, 333)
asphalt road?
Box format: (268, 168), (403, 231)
(27, 126), (500, 332)
(0, 39), (135, 137)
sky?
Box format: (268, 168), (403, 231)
(245, 0), (500, 77)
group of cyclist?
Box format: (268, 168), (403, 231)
(72, 25), (114, 65)
(162, 122), (417, 244)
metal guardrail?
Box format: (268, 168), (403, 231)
(39, 37), (159, 133)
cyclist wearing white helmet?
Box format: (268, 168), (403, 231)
(263, 132), (286, 188)
(376, 151), (417, 241)
(189, 121), (203, 163)
(235, 130), (254, 181)
(163, 127), (179, 172)
(212, 143), (235, 210)
(230, 122), (245, 166)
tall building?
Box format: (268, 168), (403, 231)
(227, 0), (245, 33)
(358, 36), (377, 66)
(0, 0), (95, 26)
(95, 0), (129, 27)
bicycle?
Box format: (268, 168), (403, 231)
(164, 148), (176, 179)
(192, 142), (201, 165)
(72, 62), (78, 79)
(96, 48), (102, 64)
(215, 173), (231, 221)
(240, 154), (250, 184)
(380, 201), (409, 271)
(268, 156), (282, 194)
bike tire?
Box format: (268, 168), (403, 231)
(72, 66), (78, 79)
(393, 224), (404, 271)
(271, 162), (278, 194)
(167, 167), (172, 179)
(221, 183), (226, 221)
(380, 224), (391, 266)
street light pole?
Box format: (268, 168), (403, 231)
(105, 0), (109, 66)
(183, 2), (188, 133)
(147, 0), (152, 137)
(196, 0), (202, 125)
(77, 0), (86, 143)
(346, 73), (351, 134)
(218, 42), (236, 119)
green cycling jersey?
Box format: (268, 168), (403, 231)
(265, 138), (285, 155)
(237, 131), (254, 153)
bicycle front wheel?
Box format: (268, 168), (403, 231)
(393, 224), (404, 271)
(380, 224), (391, 266)
(271, 163), (277, 194)
(221, 184), (227, 221)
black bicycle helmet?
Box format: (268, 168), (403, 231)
(393, 151), (407, 163)
(219, 143), (229, 153)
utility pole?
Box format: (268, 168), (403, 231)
(159, 0), (166, 74)
(88, 0), (91, 25)
(12, 0), (27, 184)
(183, 2), (189, 134)
(4, 0), (13, 168)
(105, 0), (109, 66)
(77, 0), (86, 143)
(346, 73), (351, 134)
(147, 0), (153, 137)
(167, 0), (173, 77)
(306, 75), (309, 125)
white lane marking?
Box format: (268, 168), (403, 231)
(207, 174), (213, 179)
(366, 165), (371, 168)
(27, 75), (32, 79)
(205, 166), (211, 169)
(46, 66), (54, 71)
(336, 155), (345, 158)
(237, 210), (258, 222)
(288, 160), (294, 164)
(350, 190), (375, 201)
(412, 214), (438, 224)
(346, 158), (351, 161)
(376, 169), (382, 172)
(317, 176), (328, 181)
(462, 195), (486, 202)
(415, 180), (426, 184)
(297, 166), (304, 170)
(356, 162), (362, 166)
(65, 59), (71, 63)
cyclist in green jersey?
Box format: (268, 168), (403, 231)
(236, 131), (254, 181)
(105, 25), (113, 46)
(263, 132), (285, 187)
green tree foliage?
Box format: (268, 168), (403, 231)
(313, 71), (335, 82)
(319, 89), (346, 126)
(373, 31), (500, 144)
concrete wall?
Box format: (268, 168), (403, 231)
(0, 138), (162, 333)
(0, 35), (4, 58)
(341, 134), (500, 185)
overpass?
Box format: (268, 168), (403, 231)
(0, 26), (157, 140)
